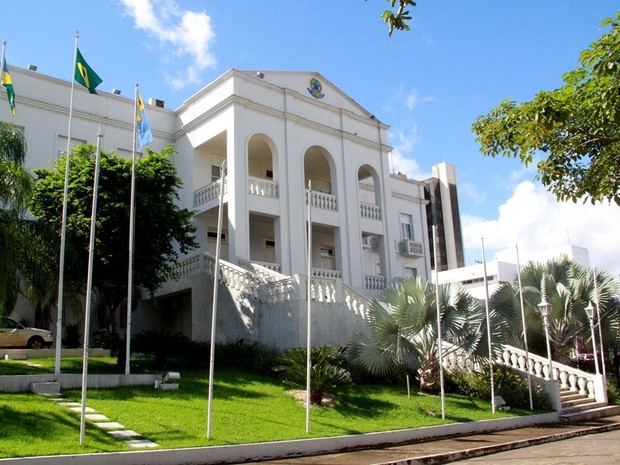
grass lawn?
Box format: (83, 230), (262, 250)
(0, 357), (542, 458)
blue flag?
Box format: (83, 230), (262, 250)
(137, 92), (153, 149)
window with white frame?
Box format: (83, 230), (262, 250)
(400, 213), (414, 240)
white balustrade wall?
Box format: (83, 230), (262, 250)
(248, 176), (278, 198)
(360, 202), (382, 220)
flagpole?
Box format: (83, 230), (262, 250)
(432, 224), (445, 420)
(306, 181), (313, 433)
(481, 237), (496, 414)
(55, 32), (80, 375)
(516, 245), (534, 410)
(125, 84), (140, 376)
(0, 41), (6, 100)
(79, 125), (103, 446)
(592, 267), (606, 380)
(207, 160), (225, 439)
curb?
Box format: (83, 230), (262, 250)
(374, 422), (620, 465)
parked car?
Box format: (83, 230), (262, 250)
(0, 317), (54, 349)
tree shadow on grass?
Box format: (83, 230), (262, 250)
(0, 405), (120, 456)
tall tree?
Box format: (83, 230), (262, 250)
(0, 122), (32, 316)
(472, 13), (620, 204)
(31, 145), (198, 332)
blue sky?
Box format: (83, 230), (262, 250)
(4, 1), (620, 275)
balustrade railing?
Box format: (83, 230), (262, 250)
(307, 191), (338, 211)
(171, 254), (205, 280)
(343, 285), (370, 320)
(499, 345), (606, 402)
(312, 268), (342, 279)
(310, 278), (337, 303)
(248, 176), (278, 198)
(364, 275), (386, 290)
(360, 202), (382, 220)
(194, 177), (227, 208)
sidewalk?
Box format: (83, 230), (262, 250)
(245, 415), (620, 465)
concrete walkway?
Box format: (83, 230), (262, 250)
(38, 391), (160, 450)
(243, 415), (620, 465)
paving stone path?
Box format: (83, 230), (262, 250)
(39, 392), (159, 449)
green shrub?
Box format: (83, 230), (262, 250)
(61, 324), (81, 348)
(274, 346), (352, 405)
(132, 330), (191, 370)
(446, 365), (551, 410)
(215, 339), (280, 374)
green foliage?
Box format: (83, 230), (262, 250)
(274, 346), (352, 405)
(214, 339), (280, 374)
(446, 365), (551, 410)
(61, 324), (81, 348)
(472, 13), (620, 204)
(378, 0), (417, 36)
(131, 329), (191, 370)
(348, 277), (493, 392)
(0, 122), (33, 317)
(31, 145), (198, 327)
(490, 257), (620, 364)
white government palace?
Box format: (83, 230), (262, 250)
(6, 66), (465, 349)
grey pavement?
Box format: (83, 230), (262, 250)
(242, 415), (620, 465)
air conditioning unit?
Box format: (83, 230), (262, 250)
(399, 240), (424, 257)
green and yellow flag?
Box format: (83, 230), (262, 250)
(75, 48), (102, 95)
(1, 57), (16, 115)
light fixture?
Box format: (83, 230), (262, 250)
(112, 88), (121, 95)
(537, 298), (549, 318)
(584, 301), (594, 320)
(537, 292), (553, 381)
(256, 71), (265, 79)
(27, 64), (37, 71)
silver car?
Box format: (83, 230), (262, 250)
(0, 317), (54, 349)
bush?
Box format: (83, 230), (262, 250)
(61, 324), (81, 348)
(215, 339), (280, 374)
(446, 365), (551, 410)
(274, 346), (352, 405)
(131, 330), (191, 370)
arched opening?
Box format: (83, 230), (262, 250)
(247, 134), (278, 198)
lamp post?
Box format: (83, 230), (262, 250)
(584, 301), (601, 376)
(537, 297), (554, 381)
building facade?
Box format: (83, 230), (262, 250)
(7, 67), (436, 348)
(424, 162), (465, 272)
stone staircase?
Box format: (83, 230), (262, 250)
(559, 387), (620, 423)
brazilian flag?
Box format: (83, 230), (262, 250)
(75, 48), (102, 95)
(1, 58), (16, 115)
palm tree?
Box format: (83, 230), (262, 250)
(0, 122), (32, 316)
(491, 256), (620, 365)
(348, 277), (489, 393)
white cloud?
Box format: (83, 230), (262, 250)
(462, 181), (620, 276)
(387, 125), (432, 180)
(119, 0), (216, 88)
(459, 181), (486, 205)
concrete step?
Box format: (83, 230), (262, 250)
(562, 396), (597, 408)
(560, 390), (587, 401)
(561, 401), (606, 415)
(30, 381), (60, 395)
(560, 404), (620, 423)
